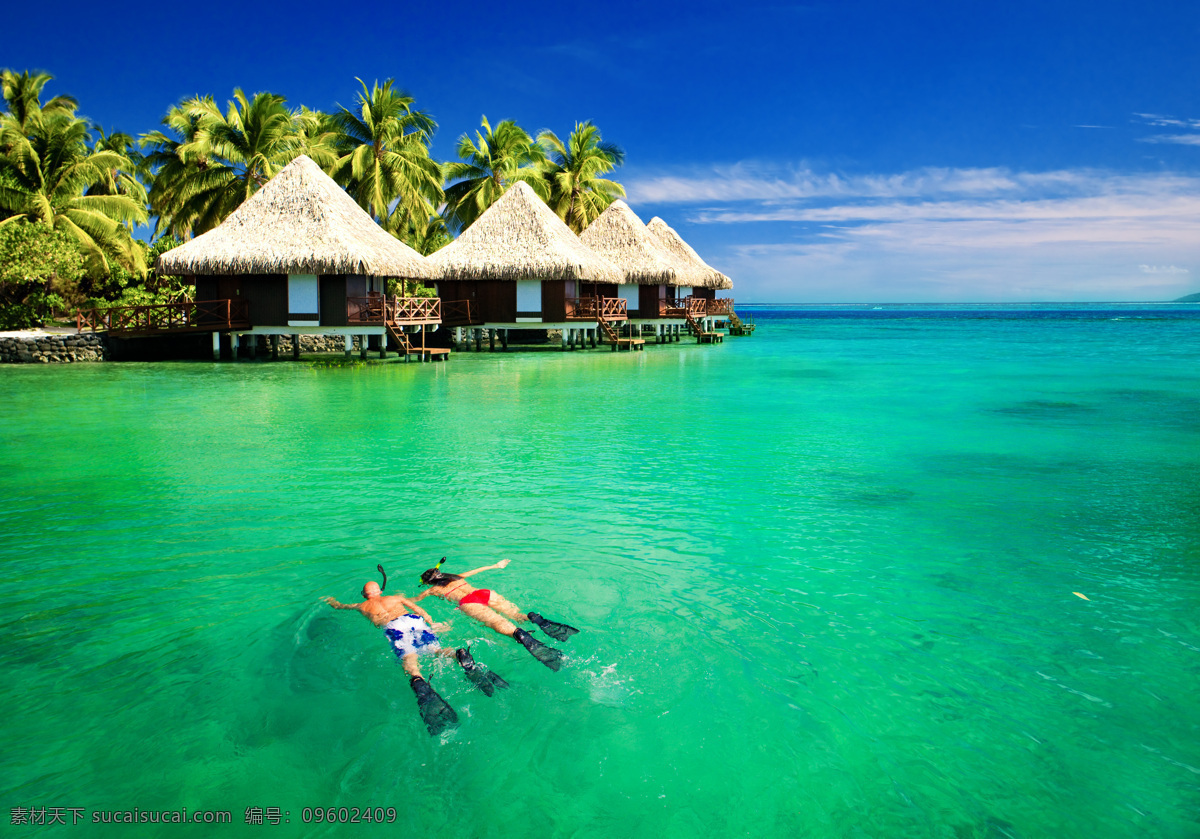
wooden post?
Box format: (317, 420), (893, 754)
(379, 333), (386, 359)
(500, 329), (508, 350)
(344, 335), (352, 358)
(212, 332), (221, 360)
(271, 334), (279, 360)
(359, 334), (367, 360)
(474, 328), (482, 351)
(561, 329), (568, 351)
(231, 332), (241, 359)
(292, 334), (301, 359)
(590, 329), (596, 348)
(489, 328), (495, 352)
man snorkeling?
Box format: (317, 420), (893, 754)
(412, 559), (579, 672)
(321, 572), (508, 735)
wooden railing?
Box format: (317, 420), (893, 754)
(441, 299), (479, 326)
(599, 297), (628, 320)
(660, 298), (687, 317)
(387, 296), (440, 324)
(347, 294), (385, 324)
(707, 298), (735, 315)
(685, 296), (708, 316)
(565, 296), (598, 320)
(76, 299), (250, 335)
(347, 295), (441, 325)
(566, 296), (627, 321)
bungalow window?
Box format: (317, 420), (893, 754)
(287, 274), (320, 326)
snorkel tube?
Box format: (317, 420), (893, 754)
(419, 557), (447, 585)
(377, 564), (388, 591)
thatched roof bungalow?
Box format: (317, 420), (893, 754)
(645, 217), (732, 294)
(157, 155), (436, 357)
(579, 201), (712, 329)
(428, 180), (622, 331)
(647, 217), (737, 332)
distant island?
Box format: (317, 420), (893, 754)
(1176, 292), (1200, 302)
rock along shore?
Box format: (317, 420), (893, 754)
(0, 332), (108, 364)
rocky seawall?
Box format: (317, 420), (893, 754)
(0, 333), (107, 363)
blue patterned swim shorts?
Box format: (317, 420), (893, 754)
(384, 614), (441, 658)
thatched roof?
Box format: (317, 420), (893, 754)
(156, 155), (435, 278)
(580, 200), (710, 286)
(428, 181), (621, 284)
(646, 217), (732, 290)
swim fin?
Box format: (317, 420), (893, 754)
(409, 676), (458, 735)
(528, 612), (580, 642)
(456, 648), (510, 697)
(513, 627), (564, 671)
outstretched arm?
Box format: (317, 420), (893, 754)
(459, 559), (511, 579)
(396, 596), (435, 624)
(321, 596), (361, 612)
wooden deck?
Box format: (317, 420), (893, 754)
(348, 295), (441, 326)
(76, 299), (251, 337)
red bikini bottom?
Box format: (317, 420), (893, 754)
(458, 589), (492, 608)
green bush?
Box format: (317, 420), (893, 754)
(0, 221), (84, 329)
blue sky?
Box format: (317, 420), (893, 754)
(11, 0), (1200, 301)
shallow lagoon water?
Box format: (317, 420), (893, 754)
(1, 306), (1198, 837)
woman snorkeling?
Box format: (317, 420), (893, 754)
(413, 559), (579, 671)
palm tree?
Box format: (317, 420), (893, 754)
(328, 78), (442, 239)
(141, 90), (306, 239)
(536, 121), (625, 233)
(443, 116), (547, 231)
(402, 210), (453, 256)
(87, 127), (149, 221)
(0, 112), (147, 274)
(1, 70), (78, 136)
(294, 106), (338, 170)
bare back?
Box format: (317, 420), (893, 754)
(347, 594), (426, 627)
(426, 580), (476, 605)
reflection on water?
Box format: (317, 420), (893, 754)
(0, 310), (1198, 837)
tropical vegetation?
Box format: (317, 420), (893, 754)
(536, 121), (625, 233)
(443, 116), (548, 231)
(0, 68), (627, 327)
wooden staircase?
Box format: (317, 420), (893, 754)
(685, 306), (723, 344)
(597, 303), (644, 352)
(728, 310), (756, 336)
(385, 321), (448, 361)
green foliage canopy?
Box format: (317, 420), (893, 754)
(0, 220), (84, 328)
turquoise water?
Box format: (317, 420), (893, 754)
(1, 307), (1198, 837)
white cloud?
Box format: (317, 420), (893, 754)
(1140, 134), (1200, 146)
(621, 161), (1200, 302)
(625, 164), (1090, 205)
(1135, 113), (1200, 130)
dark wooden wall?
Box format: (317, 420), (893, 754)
(542, 281), (566, 322)
(319, 275), (348, 326)
(193, 274), (286, 326)
(439, 280), (516, 323)
(638, 284), (667, 318)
